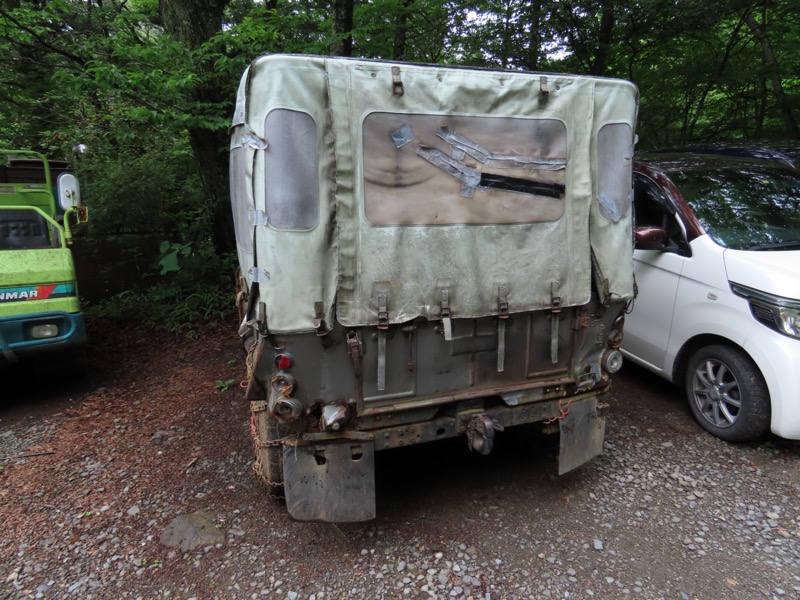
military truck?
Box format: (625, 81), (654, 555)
(230, 55), (638, 522)
(0, 149), (87, 368)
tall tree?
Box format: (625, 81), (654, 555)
(159, 0), (236, 254)
(740, 3), (799, 138)
(331, 0), (354, 55)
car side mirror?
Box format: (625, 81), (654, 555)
(634, 226), (667, 250)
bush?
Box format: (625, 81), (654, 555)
(86, 243), (237, 338)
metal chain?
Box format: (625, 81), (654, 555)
(249, 403), (299, 497)
(241, 337), (256, 389)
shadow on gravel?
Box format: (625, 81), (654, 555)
(1, 359), (93, 427)
(373, 425), (576, 522)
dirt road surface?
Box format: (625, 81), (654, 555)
(2, 315), (799, 599)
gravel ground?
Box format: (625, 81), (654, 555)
(1, 318), (799, 600)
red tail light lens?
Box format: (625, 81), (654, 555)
(274, 353), (293, 370)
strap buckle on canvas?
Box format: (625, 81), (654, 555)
(440, 289), (453, 341)
(375, 293), (389, 391)
(377, 293), (389, 331)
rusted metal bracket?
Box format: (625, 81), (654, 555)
(539, 76), (550, 106)
(391, 66), (404, 96)
(313, 301), (329, 336)
(346, 330), (364, 402)
(346, 330), (362, 360)
(466, 414), (504, 455)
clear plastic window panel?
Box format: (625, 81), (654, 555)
(596, 123), (634, 223)
(229, 145), (252, 255)
(264, 109), (319, 231)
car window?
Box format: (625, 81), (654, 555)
(669, 165), (800, 250)
(633, 173), (690, 256)
(0, 209), (54, 250)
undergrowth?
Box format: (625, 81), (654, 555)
(86, 246), (237, 339)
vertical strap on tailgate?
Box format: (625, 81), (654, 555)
(497, 285), (509, 372)
(376, 292), (389, 390)
(550, 281), (561, 364)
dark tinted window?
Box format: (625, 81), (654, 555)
(670, 165), (800, 249)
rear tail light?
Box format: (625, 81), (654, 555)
(274, 353), (293, 370)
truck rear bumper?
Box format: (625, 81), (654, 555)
(281, 394), (607, 522)
(0, 311), (86, 362)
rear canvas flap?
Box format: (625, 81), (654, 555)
(231, 55), (638, 333)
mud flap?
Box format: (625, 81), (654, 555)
(283, 440), (376, 522)
(557, 397), (605, 475)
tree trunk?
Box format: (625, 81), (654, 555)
(393, 0), (414, 60)
(741, 9), (799, 138)
(332, 0), (354, 56)
(687, 15), (746, 139)
(522, 4), (542, 71)
(591, 0), (615, 76)
(158, 0), (237, 255)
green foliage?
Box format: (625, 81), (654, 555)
(158, 242), (193, 275)
(79, 137), (205, 238)
(87, 244), (236, 337)
(215, 378), (235, 392)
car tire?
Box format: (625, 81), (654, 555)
(685, 344), (771, 442)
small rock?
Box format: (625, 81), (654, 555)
(160, 510), (225, 552)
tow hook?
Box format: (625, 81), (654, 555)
(321, 403), (348, 431)
(466, 414), (504, 455)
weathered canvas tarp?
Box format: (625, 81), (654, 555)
(231, 55), (638, 333)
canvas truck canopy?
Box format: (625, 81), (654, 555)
(230, 55), (638, 334)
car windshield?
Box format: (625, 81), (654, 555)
(670, 164), (800, 250)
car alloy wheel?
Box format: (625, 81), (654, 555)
(685, 344), (770, 442)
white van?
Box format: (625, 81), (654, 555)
(624, 151), (800, 442)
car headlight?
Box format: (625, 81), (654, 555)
(775, 306), (800, 338)
(731, 282), (800, 340)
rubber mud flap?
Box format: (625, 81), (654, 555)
(283, 440), (376, 522)
(557, 397), (605, 475)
